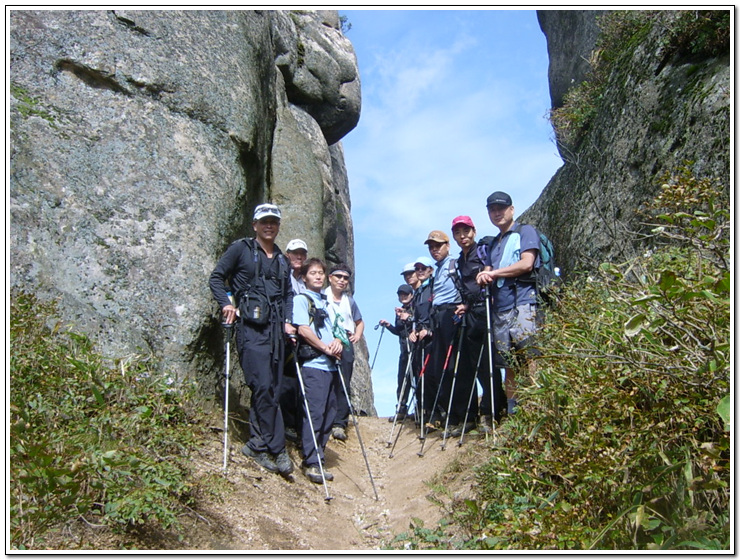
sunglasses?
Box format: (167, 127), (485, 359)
(332, 274), (350, 281)
(414, 266), (429, 271)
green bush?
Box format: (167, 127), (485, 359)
(476, 169), (729, 550)
(391, 168), (730, 550)
(9, 293), (208, 549)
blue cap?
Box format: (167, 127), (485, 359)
(414, 256), (434, 268)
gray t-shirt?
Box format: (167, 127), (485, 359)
(484, 223), (540, 312)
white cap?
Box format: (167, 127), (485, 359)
(401, 262), (415, 275)
(253, 203), (281, 221)
(286, 239), (308, 252)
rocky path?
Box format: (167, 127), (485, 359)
(174, 414), (488, 551)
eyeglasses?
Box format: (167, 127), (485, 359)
(414, 266), (428, 271)
(332, 274), (350, 281)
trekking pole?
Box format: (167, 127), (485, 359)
(459, 344), (485, 447)
(386, 337), (414, 446)
(441, 321), (466, 451)
(426, 338), (455, 429)
(222, 322), (234, 473)
(370, 322), (385, 370)
(417, 352), (430, 444)
(485, 285), (504, 442)
(389, 385), (416, 459)
(336, 363), (379, 501)
(419, 339), (453, 458)
(293, 338), (332, 502)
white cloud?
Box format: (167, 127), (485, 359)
(341, 10), (563, 416)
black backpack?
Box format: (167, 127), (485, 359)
(477, 224), (561, 305)
(294, 293), (330, 363)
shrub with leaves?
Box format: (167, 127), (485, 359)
(9, 293), (208, 549)
(429, 169), (729, 550)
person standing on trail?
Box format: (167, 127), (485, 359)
(285, 239), (309, 295)
(476, 191), (541, 416)
(281, 239), (310, 443)
(323, 263), (364, 442)
(380, 282), (415, 421)
(209, 203), (295, 476)
(292, 258), (344, 484)
(409, 256), (434, 423)
(424, 230), (463, 429)
(449, 215), (496, 434)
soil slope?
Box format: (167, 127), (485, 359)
(168, 414), (489, 551)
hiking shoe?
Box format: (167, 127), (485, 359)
(303, 465), (325, 484)
(274, 449), (294, 476)
(478, 415), (493, 435)
(241, 445), (278, 473)
(424, 421), (440, 433)
(443, 421), (476, 438)
(331, 426), (347, 441)
(285, 427), (300, 443)
(442, 423), (460, 438)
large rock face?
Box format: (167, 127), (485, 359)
(526, 10), (730, 275)
(536, 10), (603, 110)
(9, 10), (375, 416)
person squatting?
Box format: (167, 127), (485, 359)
(210, 203), (364, 485)
(381, 191), (544, 436)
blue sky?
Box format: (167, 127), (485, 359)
(338, 9), (564, 416)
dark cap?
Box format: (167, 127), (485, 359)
(397, 284), (413, 295)
(486, 191), (512, 207)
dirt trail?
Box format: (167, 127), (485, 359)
(174, 414), (488, 551)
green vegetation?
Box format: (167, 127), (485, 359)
(9, 294), (209, 549)
(10, 83), (57, 126)
(391, 167), (730, 550)
(549, 10), (730, 148)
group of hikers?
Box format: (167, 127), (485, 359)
(209, 189), (545, 487)
(380, 190), (543, 442)
(209, 203), (364, 485)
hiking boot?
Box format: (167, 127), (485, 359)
(303, 465), (325, 484)
(332, 426), (347, 441)
(274, 449), (294, 476)
(241, 445), (278, 473)
(457, 421), (477, 437)
(478, 415), (493, 435)
(321, 464), (334, 481)
(442, 423), (460, 438)
(285, 427), (300, 443)
(424, 420), (440, 433)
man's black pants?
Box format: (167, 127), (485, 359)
(236, 321), (286, 455)
(425, 304), (459, 422)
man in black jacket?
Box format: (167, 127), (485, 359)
(380, 282), (415, 421)
(209, 203), (295, 476)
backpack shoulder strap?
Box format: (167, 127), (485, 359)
(298, 292), (315, 325)
(447, 257), (464, 295)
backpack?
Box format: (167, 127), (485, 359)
(477, 225), (561, 305)
(295, 293), (330, 363)
(237, 238), (290, 324)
